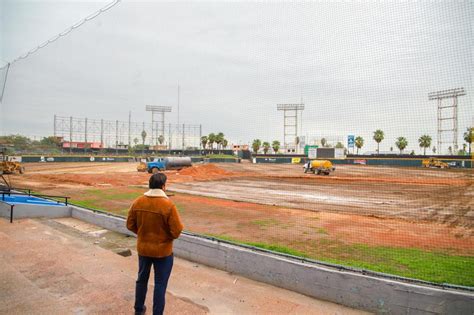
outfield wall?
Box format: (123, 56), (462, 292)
(254, 156), (472, 168)
(16, 155), (240, 164)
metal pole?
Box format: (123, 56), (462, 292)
(0, 62), (10, 103)
(100, 119), (104, 149)
(182, 123), (185, 151)
(177, 84), (180, 127)
(69, 116), (73, 154)
(128, 111), (131, 148)
(115, 120), (119, 155)
(54, 115), (57, 137)
(84, 117), (88, 154)
(10, 205), (13, 223)
(454, 96), (458, 152)
(168, 123), (172, 153)
(199, 124), (202, 150)
(160, 112), (165, 145)
(142, 122), (145, 155)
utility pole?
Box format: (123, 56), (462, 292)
(277, 103), (305, 153)
(429, 88), (465, 154)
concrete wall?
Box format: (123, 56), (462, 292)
(0, 203), (71, 220)
(4, 204), (473, 314)
(175, 235), (474, 315)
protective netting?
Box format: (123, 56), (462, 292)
(0, 63), (9, 103)
(2, 1), (473, 288)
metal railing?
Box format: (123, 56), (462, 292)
(0, 199), (14, 223)
(0, 189), (70, 223)
(0, 189), (69, 206)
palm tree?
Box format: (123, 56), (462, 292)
(141, 130), (147, 155)
(418, 135), (432, 155)
(201, 136), (208, 150)
(395, 137), (408, 154)
(216, 132), (225, 151)
(373, 129), (384, 154)
(272, 140), (280, 153)
(355, 136), (364, 155)
(208, 133), (216, 152)
(158, 135), (165, 145)
(222, 139), (228, 149)
(321, 138), (327, 148)
(262, 141), (270, 154)
(464, 127), (473, 155)
(252, 139), (261, 153)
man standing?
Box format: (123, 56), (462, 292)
(127, 173), (184, 315)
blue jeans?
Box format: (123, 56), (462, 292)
(134, 254), (174, 315)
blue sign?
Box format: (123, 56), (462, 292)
(348, 135), (355, 148)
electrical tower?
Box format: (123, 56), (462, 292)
(146, 105), (172, 145)
(277, 103), (305, 149)
(428, 88), (465, 154)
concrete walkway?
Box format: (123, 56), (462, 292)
(0, 217), (369, 314)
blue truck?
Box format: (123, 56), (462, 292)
(137, 157), (192, 173)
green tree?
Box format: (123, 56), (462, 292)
(418, 135), (432, 155)
(201, 136), (208, 149)
(141, 130), (147, 154)
(335, 142), (344, 149)
(262, 141), (270, 154)
(395, 137), (408, 154)
(222, 139), (228, 149)
(39, 136), (61, 147)
(252, 139), (261, 153)
(373, 130), (384, 154)
(158, 135), (165, 145)
(0, 134), (32, 151)
(355, 136), (364, 155)
(320, 138), (327, 148)
(216, 132), (225, 151)
(272, 140), (280, 153)
(208, 133), (216, 151)
(432, 146), (436, 154)
(133, 138), (139, 146)
(464, 127), (473, 155)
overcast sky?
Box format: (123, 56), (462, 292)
(1, 0), (472, 153)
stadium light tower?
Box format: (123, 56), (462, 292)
(146, 105), (172, 145)
(277, 103), (305, 150)
(428, 88), (465, 154)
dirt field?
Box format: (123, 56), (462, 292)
(5, 161), (474, 285)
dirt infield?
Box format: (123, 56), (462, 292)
(6, 162), (473, 285)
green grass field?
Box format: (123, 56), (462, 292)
(71, 188), (474, 287)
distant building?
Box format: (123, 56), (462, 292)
(62, 142), (102, 149)
(232, 144), (249, 151)
(149, 145), (168, 151)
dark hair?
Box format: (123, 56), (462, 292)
(149, 173), (167, 189)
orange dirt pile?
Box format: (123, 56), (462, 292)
(176, 164), (235, 181)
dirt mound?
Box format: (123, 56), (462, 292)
(178, 164), (234, 180)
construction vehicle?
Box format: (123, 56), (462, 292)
(303, 159), (335, 175)
(137, 157), (192, 173)
(422, 157), (449, 169)
(0, 149), (24, 174)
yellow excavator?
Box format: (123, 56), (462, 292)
(422, 157), (449, 169)
(0, 149), (24, 174)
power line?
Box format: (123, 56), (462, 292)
(0, 0), (121, 71)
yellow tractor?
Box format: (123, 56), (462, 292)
(422, 157), (449, 169)
(303, 160), (335, 175)
(0, 150), (24, 174)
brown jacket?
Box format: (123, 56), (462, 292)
(127, 190), (184, 258)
